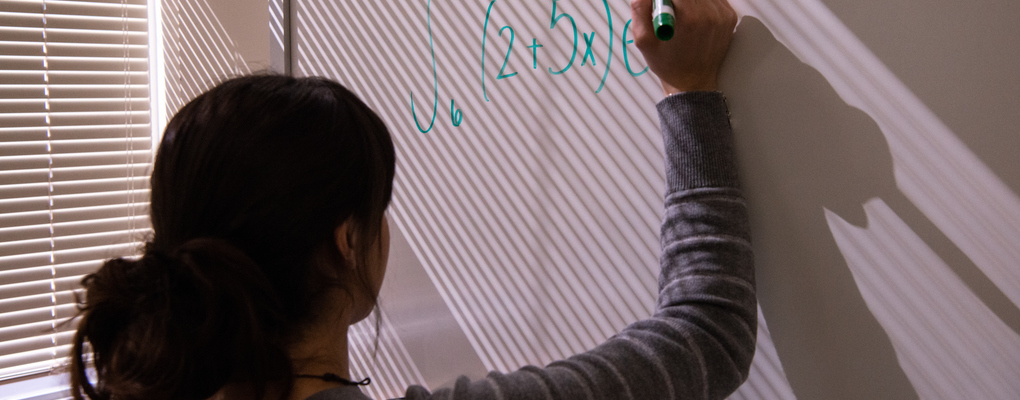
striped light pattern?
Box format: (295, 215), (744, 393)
(269, 0), (288, 74)
(828, 200), (1020, 399)
(0, 0), (151, 383)
(161, 0), (251, 117)
(730, 0), (1020, 318)
(292, 0), (796, 398)
(730, 0), (1020, 397)
(729, 307), (797, 400)
(295, 0), (661, 372)
(348, 312), (428, 400)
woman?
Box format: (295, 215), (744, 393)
(70, 0), (752, 399)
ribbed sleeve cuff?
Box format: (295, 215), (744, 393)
(656, 91), (739, 192)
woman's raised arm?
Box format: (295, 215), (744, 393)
(396, 1), (756, 399)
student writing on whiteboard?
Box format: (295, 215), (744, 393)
(66, 0), (753, 399)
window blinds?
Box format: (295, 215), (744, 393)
(0, 0), (151, 383)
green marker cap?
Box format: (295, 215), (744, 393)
(653, 13), (675, 41)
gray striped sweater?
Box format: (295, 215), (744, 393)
(307, 91), (757, 400)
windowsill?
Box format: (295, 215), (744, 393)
(0, 373), (70, 400)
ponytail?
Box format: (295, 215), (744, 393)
(71, 238), (295, 400)
(67, 75), (397, 399)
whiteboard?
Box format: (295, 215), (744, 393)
(164, 0), (1020, 398)
(288, 0), (1020, 398)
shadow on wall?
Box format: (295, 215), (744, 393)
(826, 198), (1020, 400)
(720, 16), (1020, 400)
(161, 0), (253, 117)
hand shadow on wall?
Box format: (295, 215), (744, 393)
(718, 16), (1019, 400)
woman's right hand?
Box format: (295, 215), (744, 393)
(630, 0), (738, 95)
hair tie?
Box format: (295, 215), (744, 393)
(295, 373), (371, 386)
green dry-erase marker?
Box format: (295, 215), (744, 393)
(653, 0), (675, 41)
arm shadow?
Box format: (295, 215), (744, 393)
(717, 15), (1020, 400)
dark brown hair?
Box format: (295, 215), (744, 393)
(69, 75), (396, 400)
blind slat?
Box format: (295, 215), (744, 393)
(0, 349), (74, 383)
(0, 261), (105, 299)
(0, 124), (151, 141)
(0, 189), (152, 215)
(0, 280), (86, 310)
(1, 0), (146, 15)
(0, 279), (96, 308)
(0, 266), (96, 295)
(0, 10), (147, 28)
(0, 204), (149, 233)
(0, 85), (149, 100)
(0, 40), (147, 58)
(0, 343), (74, 372)
(0, 27), (148, 46)
(0, 137), (151, 156)
(0, 331), (77, 365)
(0, 111), (151, 130)
(0, 242), (144, 277)
(0, 164), (151, 186)
(1, 212), (150, 243)
(0, 184), (150, 215)
(0, 316), (77, 346)
(0, 309), (78, 347)
(0, 70), (149, 86)
(0, 150), (153, 172)
(0, 313), (78, 345)
(0, 228), (150, 264)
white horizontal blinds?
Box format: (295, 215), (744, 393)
(0, 0), (151, 382)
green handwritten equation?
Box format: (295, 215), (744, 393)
(411, 0), (649, 133)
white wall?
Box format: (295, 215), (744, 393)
(160, 0), (269, 117)
(721, 0), (1020, 397)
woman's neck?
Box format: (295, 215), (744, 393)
(286, 323), (353, 400)
(206, 286), (362, 400)
(206, 321), (354, 400)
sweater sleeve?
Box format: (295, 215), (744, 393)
(404, 91), (757, 400)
